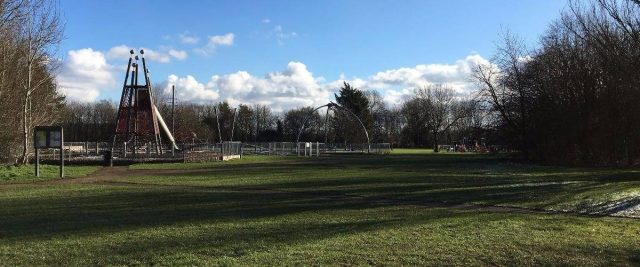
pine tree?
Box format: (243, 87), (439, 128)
(333, 82), (373, 143)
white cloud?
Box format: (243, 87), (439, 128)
(194, 33), (235, 56)
(363, 54), (491, 105)
(106, 45), (131, 59)
(319, 54), (491, 106)
(210, 33), (234, 46)
(164, 61), (329, 111)
(273, 25), (297, 45)
(57, 48), (116, 102)
(168, 49), (188, 60)
(165, 75), (219, 102)
(262, 18), (271, 24)
(140, 47), (171, 63)
(106, 45), (187, 63)
(161, 54), (490, 110)
(178, 32), (200, 44)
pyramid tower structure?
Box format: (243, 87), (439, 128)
(111, 49), (177, 156)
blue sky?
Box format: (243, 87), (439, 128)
(57, 0), (568, 111)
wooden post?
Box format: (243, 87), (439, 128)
(35, 148), (40, 177)
(60, 148), (64, 177)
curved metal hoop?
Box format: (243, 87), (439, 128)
(296, 102), (370, 153)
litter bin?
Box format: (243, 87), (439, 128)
(103, 150), (113, 167)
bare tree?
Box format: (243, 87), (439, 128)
(402, 85), (471, 151)
(17, 0), (63, 163)
(472, 30), (532, 156)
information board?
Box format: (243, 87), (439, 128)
(33, 126), (64, 177)
(34, 126), (63, 149)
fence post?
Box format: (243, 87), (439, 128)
(124, 142), (127, 158)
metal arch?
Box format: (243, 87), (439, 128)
(296, 102), (370, 153)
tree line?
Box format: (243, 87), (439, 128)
(472, 0), (640, 165)
(60, 82), (484, 152)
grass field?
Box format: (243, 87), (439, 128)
(1, 150), (639, 265)
(0, 164), (98, 183)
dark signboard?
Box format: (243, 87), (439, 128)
(33, 126), (64, 177)
(34, 126), (63, 149)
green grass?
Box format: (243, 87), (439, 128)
(130, 155), (294, 170)
(391, 148), (435, 154)
(0, 164), (98, 183)
(1, 150), (639, 265)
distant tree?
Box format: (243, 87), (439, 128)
(401, 96), (428, 147)
(334, 82), (373, 143)
(61, 100), (117, 141)
(253, 104), (276, 141)
(472, 30), (531, 156)
(283, 107), (321, 142)
(402, 85), (471, 151)
(365, 90), (390, 143)
(234, 104), (254, 142)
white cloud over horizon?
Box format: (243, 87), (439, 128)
(106, 45), (188, 63)
(159, 61), (328, 112)
(57, 48), (117, 102)
(178, 31), (200, 44)
(57, 49), (489, 111)
(273, 25), (297, 45)
(194, 33), (235, 56)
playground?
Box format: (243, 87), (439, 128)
(1, 150), (639, 265)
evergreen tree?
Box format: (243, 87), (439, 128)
(333, 82), (373, 143)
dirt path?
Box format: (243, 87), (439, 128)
(0, 162), (303, 187)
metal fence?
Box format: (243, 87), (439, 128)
(181, 142), (243, 157)
(35, 142), (111, 162)
(242, 142), (392, 156)
(34, 140), (389, 163)
(35, 141), (243, 163)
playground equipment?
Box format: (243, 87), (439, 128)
(296, 102), (371, 154)
(111, 49), (178, 157)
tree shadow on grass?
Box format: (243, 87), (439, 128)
(0, 184), (439, 240)
(0, 177), (609, 240)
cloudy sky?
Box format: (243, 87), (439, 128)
(57, 0), (568, 111)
